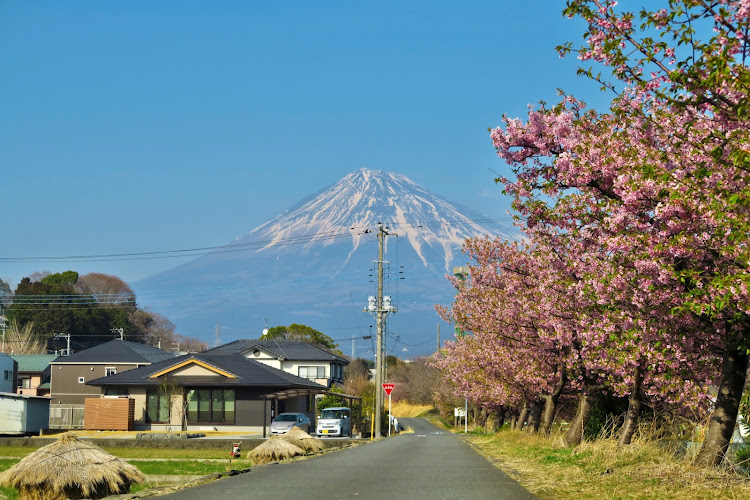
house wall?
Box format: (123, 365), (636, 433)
(239, 348), (346, 386)
(17, 374), (44, 396)
(129, 387), (148, 423)
(235, 387), (270, 427)
(169, 364), (219, 376)
(245, 351), (282, 370)
(0, 356), (17, 394)
(51, 364), (143, 404)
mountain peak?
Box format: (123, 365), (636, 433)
(240, 168), (515, 270)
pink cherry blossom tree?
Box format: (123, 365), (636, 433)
(490, 0), (749, 465)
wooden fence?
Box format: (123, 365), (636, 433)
(84, 397), (135, 431)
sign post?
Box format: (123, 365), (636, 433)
(382, 383), (395, 436)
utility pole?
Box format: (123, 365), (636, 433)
(363, 224), (397, 438)
(375, 225), (385, 439)
(54, 333), (71, 356)
(0, 314), (6, 353)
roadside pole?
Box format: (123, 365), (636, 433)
(388, 391), (392, 436)
(382, 383), (395, 436)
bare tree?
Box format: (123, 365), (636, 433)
(129, 309), (176, 348)
(27, 271), (51, 283)
(389, 357), (440, 405)
(75, 273), (136, 305)
(3, 319), (46, 355)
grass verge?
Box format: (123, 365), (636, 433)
(464, 429), (750, 500)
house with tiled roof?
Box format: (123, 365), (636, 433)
(11, 354), (57, 397)
(50, 340), (175, 404)
(87, 352), (328, 432)
(205, 339), (349, 388)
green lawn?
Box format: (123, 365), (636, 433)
(0, 446), (233, 460)
(133, 460), (251, 475)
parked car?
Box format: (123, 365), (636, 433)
(270, 412), (311, 435)
(316, 407), (351, 437)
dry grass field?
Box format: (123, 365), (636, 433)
(464, 430), (750, 500)
(390, 401), (434, 418)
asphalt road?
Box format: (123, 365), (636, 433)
(154, 418), (535, 500)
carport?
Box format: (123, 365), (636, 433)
(261, 388), (362, 438)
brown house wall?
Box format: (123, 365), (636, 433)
(51, 364), (141, 405)
(235, 387), (273, 427)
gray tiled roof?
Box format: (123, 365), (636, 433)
(87, 353), (327, 389)
(51, 340), (175, 364)
(205, 339), (349, 363)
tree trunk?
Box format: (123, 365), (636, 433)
(509, 411), (518, 430)
(477, 407), (488, 429)
(516, 405), (530, 431)
(528, 400), (544, 433)
(496, 406), (506, 429)
(695, 344), (749, 467)
(485, 410), (499, 433)
(541, 370), (567, 435)
(618, 365), (644, 446)
(563, 391), (595, 447)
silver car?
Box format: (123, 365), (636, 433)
(270, 412), (311, 435)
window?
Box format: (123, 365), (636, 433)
(105, 367), (117, 377)
(186, 388), (235, 424)
(105, 387), (127, 397)
(3, 370), (10, 380)
(146, 388), (171, 423)
(298, 366), (325, 380)
(18, 378), (31, 389)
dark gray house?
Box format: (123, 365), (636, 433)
(87, 352), (327, 432)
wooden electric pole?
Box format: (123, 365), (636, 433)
(374, 225), (386, 439)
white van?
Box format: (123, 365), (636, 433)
(316, 407), (351, 437)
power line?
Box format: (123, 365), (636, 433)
(4, 268), (445, 310)
(0, 217), (515, 264)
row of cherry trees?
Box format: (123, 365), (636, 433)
(435, 0), (750, 467)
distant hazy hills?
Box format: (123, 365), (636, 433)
(133, 168), (517, 357)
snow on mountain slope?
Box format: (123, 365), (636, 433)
(133, 168), (518, 356)
(243, 168), (515, 272)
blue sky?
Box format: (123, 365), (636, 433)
(0, 1), (608, 288)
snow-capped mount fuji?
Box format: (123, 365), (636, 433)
(235, 168), (515, 272)
(134, 168), (518, 356)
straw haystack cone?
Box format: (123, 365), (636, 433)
(280, 427), (324, 453)
(248, 436), (304, 464)
(0, 432), (145, 500)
